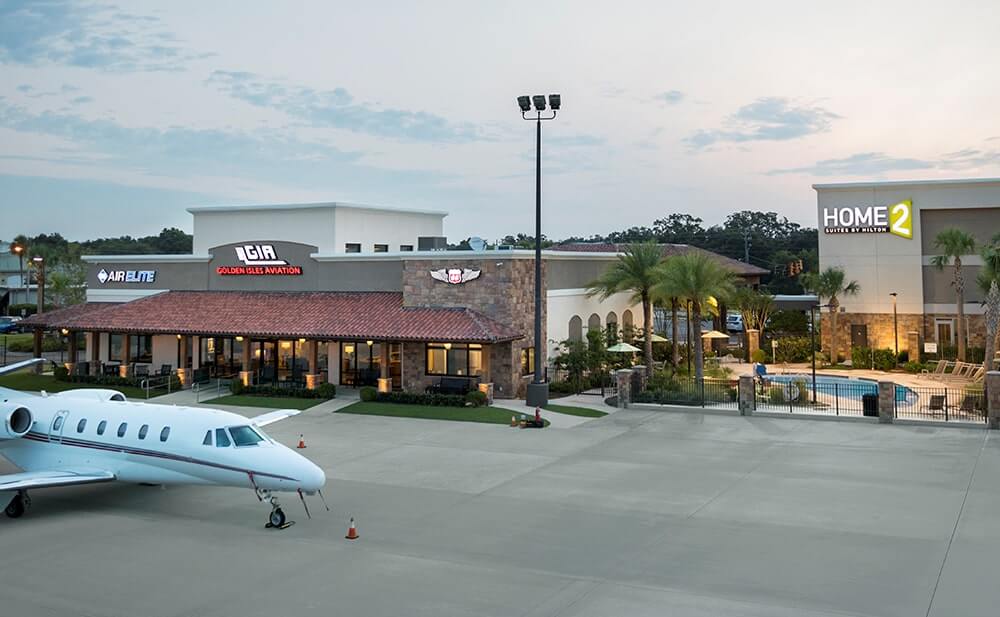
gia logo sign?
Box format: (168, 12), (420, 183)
(822, 199), (912, 239)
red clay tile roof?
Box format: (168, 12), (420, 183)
(550, 243), (769, 276)
(19, 302), (120, 329)
(49, 291), (522, 343)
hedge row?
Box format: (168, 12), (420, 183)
(230, 380), (335, 399)
(360, 386), (488, 407)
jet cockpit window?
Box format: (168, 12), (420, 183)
(97, 420), (107, 436)
(229, 425), (265, 447)
(215, 428), (231, 448)
(203, 430), (212, 446)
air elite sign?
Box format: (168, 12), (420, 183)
(97, 268), (156, 284)
(822, 199), (913, 239)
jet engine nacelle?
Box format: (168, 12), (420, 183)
(1, 404), (33, 440)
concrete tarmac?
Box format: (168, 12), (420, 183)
(2, 406), (998, 616)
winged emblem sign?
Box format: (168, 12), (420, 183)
(430, 268), (481, 284)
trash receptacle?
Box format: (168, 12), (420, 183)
(862, 393), (879, 417)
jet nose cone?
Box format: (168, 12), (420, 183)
(301, 460), (326, 492)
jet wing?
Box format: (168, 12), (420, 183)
(249, 409), (303, 427)
(0, 358), (48, 377)
(0, 469), (116, 492)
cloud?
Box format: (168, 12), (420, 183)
(654, 90), (684, 105)
(207, 71), (489, 144)
(69, 96), (94, 105)
(0, 0), (211, 72)
(767, 148), (1000, 176)
(687, 97), (840, 150)
(546, 134), (606, 147)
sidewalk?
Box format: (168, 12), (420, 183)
(491, 393), (616, 428)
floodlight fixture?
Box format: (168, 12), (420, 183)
(532, 95), (546, 111)
(517, 95), (531, 112)
(548, 94), (561, 110)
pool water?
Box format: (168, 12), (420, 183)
(767, 374), (916, 403)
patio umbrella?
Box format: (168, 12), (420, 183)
(700, 330), (730, 340)
(635, 333), (669, 343)
(607, 342), (642, 353)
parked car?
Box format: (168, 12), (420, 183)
(726, 313), (743, 332)
(0, 316), (19, 334)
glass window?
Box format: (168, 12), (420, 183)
(520, 347), (535, 376)
(77, 419), (87, 433)
(203, 430), (212, 446)
(229, 425), (265, 447)
(373, 244), (389, 253)
(215, 428), (231, 447)
(97, 420), (107, 436)
(426, 343), (483, 377)
(109, 334), (123, 362)
(117, 422), (128, 438)
(131, 335), (153, 363)
(160, 427), (170, 442)
(399, 244), (413, 252)
(138, 424), (149, 440)
(53, 415), (64, 431)
(345, 243), (361, 253)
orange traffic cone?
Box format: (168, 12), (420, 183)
(297, 434), (306, 449)
(345, 517), (359, 540)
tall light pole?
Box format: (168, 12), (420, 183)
(810, 303), (830, 404)
(889, 292), (899, 362)
(518, 93), (560, 408)
(10, 243), (23, 312)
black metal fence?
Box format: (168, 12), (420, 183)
(894, 385), (986, 423)
(753, 378), (880, 417)
(631, 377), (739, 409)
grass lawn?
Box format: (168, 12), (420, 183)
(205, 394), (326, 410)
(0, 372), (153, 399)
(339, 401), (534, 425)
(1, 333), (33, 347)
(544, 403), (607, 418)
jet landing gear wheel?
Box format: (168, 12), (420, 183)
(269, 508), (286, 528)
(5, 492), (26, 519)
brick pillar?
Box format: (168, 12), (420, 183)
(986, 371), (1000, 430)
(616, 368), (632, 409)
(176, 336), (190, 387)
(239, 338), (251, 386)
(119, 334), (131, 378)
(738, 375), (755, 416)
(907, 331), (921, 363)
(877, 381), (895, 424)
(90, 332), (101, 375)
(65, 330), (77, 375)
(746, 329), (760, 362)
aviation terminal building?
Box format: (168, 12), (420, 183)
(26, 203), (764, 398)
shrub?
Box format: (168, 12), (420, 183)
(359, 386), (377, 402)
(53, 365), (69, 380)
(548, 380), (577, 394)
(792, 379), (809, 402)
(230, 379), (245, 395)
(768, 385), (786, 404)
(751, 349), (769, 364)
(236, 384), (333, 399)
(773, 336), (816, 363)
(813, 351), (828, 366)
(315, 383), (336, 399)
(872, 348), (897, 371)
(903, 361), (925, 374)
(897, 350), (909, 364)
(374, 391), (465, 407)
(465, 390), (488, 407)
(6, 335), (67, 353)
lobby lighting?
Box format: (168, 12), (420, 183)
(298, 338), (306, 343)
(443, 342), (452, 350)
(60, 328), (69, 335)
(344, 344), (355, 354)
(366, 340), (374, 346)
(235, 336), (244, 342)
(176, 334), (182, 340)
(516, 91), (561, 407)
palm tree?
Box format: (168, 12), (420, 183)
(801, 267), (859, 365)
(670, 297), (681, 368)
(931, 229), (977, 361)
(587, 242), (663, 376)
(978, 233), (1000, 370)
(654, 253), (735, 380)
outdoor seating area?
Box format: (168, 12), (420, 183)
(922, 360), (987, 384)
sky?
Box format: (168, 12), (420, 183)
(2, 0), (1000, 243)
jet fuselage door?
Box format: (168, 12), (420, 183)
(49, 410), (70, 444)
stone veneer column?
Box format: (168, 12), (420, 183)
(738, 375), (755, 416)
(90, 332), (101, 375)
(631, 365), (647, 395)
(907, 331), (921, 363)
(986, 371), (1000, 430)
(877, 381), (895, 424)
(616, 369), (632, 409)
(119, 334), (131, 378)
(239, 338), (251, 386)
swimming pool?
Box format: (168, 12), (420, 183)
(767, 374), (916, 403)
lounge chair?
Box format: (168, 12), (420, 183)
(922, 394), (946, 416)
(967, 366), (985, 383)
(939, 362), (972, 381)
(959, 395), (982, 414)
(922, 360), (949, 376)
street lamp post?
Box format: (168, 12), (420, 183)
(10, 243), (23, 313)
(32, 256), (45, 315)
(890, 292), (899, 362)
(810, 303), (830, 404)
(518, 93), (560, 408)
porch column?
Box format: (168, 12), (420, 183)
(120, 334), (131, 378)
(305, 340), (321, 390)
(240, 337), (252, 386)
(176, 336), (191, 387)
(32, 327), (43, 373)
(90, 332), (101, 375)
(66, 330), (78, 373)
(377, 341), (392, 392)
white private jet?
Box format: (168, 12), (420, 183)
(1, 359), (327, 528)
